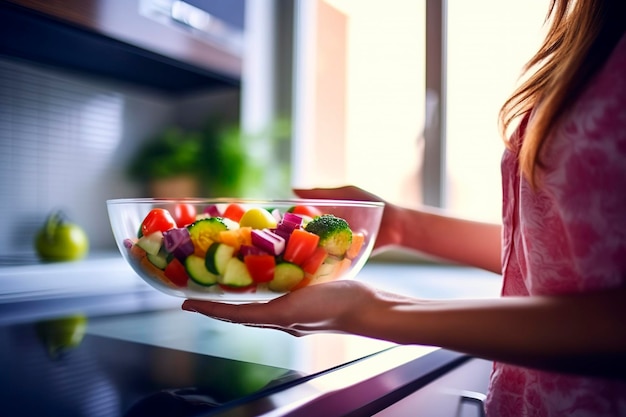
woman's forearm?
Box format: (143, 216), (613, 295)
(357, 286), (626, 378)
(387, 204), (502, 274)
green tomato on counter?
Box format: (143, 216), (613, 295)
(36, 314), (88, 358)
(35, 211), (89, 261)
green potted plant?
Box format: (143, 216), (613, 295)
(196, 122), (249, 197)
(127, 127), (203, 197)
(127, 122), (249, 198)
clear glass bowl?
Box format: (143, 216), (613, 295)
(107, 198), (384, 302)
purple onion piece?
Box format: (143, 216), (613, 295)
(123, 238), (134, 249)
(239, 244), (268, 257)
(251, 229), (286, 256)
(282, 212), (304, 227)
(203, 204), (221, 217)
(277, 221), (298, 234)
(163, 228), (191, 252)
(272, 227), (292, 242)
(172, 239), (195, 261)
(163, 228), (194, 261)
(278, 212), (302, 232)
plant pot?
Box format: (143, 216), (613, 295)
(148, 176), (200, 198)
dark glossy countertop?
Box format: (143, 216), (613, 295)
(0, 255), (501, 416)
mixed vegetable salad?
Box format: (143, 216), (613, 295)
(124, 203), (366, 294)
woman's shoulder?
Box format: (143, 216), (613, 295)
(546, 33), (626, 163)
(588, 32), (626, 102)
(612, 32), (626, 63)
(536, 32), (626, 269)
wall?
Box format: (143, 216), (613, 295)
(0, 56), (240, 259)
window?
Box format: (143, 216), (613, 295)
(292, 0), (425, 207)
(288, 1), (547, 221)
(445, 1), (546, 222)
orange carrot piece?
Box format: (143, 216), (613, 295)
(219, 227), (252, 251)
(129, 243), (147, 261)
(139, 256), (173, 287)
(346, 232), (365, 259)
(331, 258), (353, 280)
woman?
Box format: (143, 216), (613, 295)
(183, 0), (626, 415)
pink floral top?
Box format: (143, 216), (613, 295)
(485, 34), (626, 416)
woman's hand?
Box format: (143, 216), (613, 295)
(293, 186), (401, 254)
(182, 280), (410, 338)
(295, 185), (502, 272)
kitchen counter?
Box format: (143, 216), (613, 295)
(0, 255), (501, 416)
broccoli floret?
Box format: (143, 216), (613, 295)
(304, 214), (353, 256)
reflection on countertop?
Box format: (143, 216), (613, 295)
(0, 254), (502, 417)
(0, 252), (502, 325)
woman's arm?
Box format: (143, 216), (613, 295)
(182, 281), (626, 379)
(295, 186), (502, 274)
(390, 204), (502, 274)
(363, 285), (626, 378)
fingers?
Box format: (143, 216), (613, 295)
(293, 186), (379, 202)
(182, 299), (275, 325)
(182, 299), (311, 337)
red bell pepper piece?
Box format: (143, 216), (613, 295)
(283, 229), (320, 265)
(244, 254), (276, 283)
(164, 258), (190, 287)
(301, 246), (328, 275)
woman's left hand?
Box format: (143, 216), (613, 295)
(182, 280), (408, 338)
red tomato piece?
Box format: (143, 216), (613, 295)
(290, 205), (322, 218)
(283, 229), (320, 265)
(222, 203), (246, 222)
(141, 208), (177, 236)
(301, 246), (328, 275)
(244, 254), (276, 283)
(173, 203), (196, 228)
(164, 258), (189, 287)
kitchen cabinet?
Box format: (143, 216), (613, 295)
(0, 0), (244, 93)
(374, 358), (492, 417)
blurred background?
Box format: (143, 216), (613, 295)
(0, 0), (546, 256)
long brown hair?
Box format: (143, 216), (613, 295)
(499, 0), (626, 187)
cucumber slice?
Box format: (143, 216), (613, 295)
(185, 254), (218, 286)
(188, 217), (229, 252)
(136, 231), (164, 256)
(269, 263), (304, 292)
(219, 257), (254, 287)
(146, 245), (173, 270)
(205, 242), (235, 275)
(147, 252), (168, 269)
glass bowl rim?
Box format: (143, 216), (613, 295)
(106, 197), (385, 208)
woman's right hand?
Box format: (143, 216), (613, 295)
(294, 185), (502, 273)
(293, 186), (401, 254)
